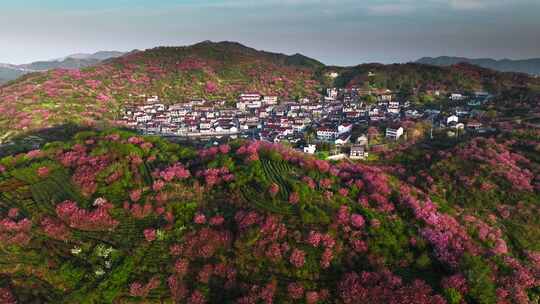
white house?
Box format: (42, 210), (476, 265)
(190, 99), (206, 106)
(215, 125), (239, 133)
(317, 127), (338, 141)
(145, 123), (161, 134)
(338, 123), (353, 134)
(292, 122), (307, 132)
(239, 93), (261, 102)
(455, 108), (470, 117)
(199, 122), (212, 130)
(350, 145), (368, 160)
(248, 101), (262, 110)
(335, 133), (351, 145)
(369, 108), (380, 116)
(450, 93), (465, 101)
(357, 134), (368, 146)
(405, 109), (422, 119)
(447, 115), (459, 125)
(236, 101), (248, 111)
(303, 144), (317, 154)
(161, 124), (178, 135)
(327, 88), (338, 99)
(135, 114), (152, 123)
(147, 95), (160, 103)
(237, 100), (262, 111)
(263, 95), (278, 105)
(388, 101), (400, 114)
(386, 127), (404, 140)
(378, 94), (393, 102)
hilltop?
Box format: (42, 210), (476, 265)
(417, 56), (540, 76)
(1, 41), (539, 140)
(0, 129), (538, 303)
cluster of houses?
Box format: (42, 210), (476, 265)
(119, 88), (493, 160)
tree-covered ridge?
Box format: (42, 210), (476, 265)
(0, 130), (538, 303)
(333, 62), (539, 93)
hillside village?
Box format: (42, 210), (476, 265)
(119, 85), (493, 160)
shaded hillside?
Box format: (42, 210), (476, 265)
(332, 62), (536, 93)
(19, 57), (101, 71)
(0, 129), (538, 303)
(417, 56), (540, 76)
(0, 67), (26, 85)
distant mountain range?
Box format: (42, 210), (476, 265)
(0, 51), (125, 84)
(416, 56), (540, 75)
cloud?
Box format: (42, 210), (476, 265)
(367, 3), (415, 16)
(447, 0), (531, 10)
(449, 0), (490, 10)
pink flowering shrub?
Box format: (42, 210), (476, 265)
(0, 217), (32, 246)
(289, 248), (306, 268)
(56, 200), (119, 231)
(193, 213), (207, 224)
(338, 271), (446, 304)
(196, 167), (234, 188)
(288, 192), (300, 204)
(399, 185), (476, 267)
(40, 217), (71, 241)
(144, 228), (157, 242)
(287, 282), (304, 300)
(351, 214), (365, 228)
(159, 163), (191, 181)
(129, 189), (142, 202)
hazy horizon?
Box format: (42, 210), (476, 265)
(3, 41), (540, 67)
(2, 0), (540, 65)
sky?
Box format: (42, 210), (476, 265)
(1, 0), (539, 65)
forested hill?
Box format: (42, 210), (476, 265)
(1, 41), (539, 140)
(331, 62), (538, 94)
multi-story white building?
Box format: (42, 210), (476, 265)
(326, 88), (338, 99)
(388, 101), (400, 114)
(350, 145), (369, 160)
(317, 127), (338, 140)
(135, 113), (152, 123)
(386, 127), (404, 140)
(239, 93), (262, 102)
(263, 95), (278, 105)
